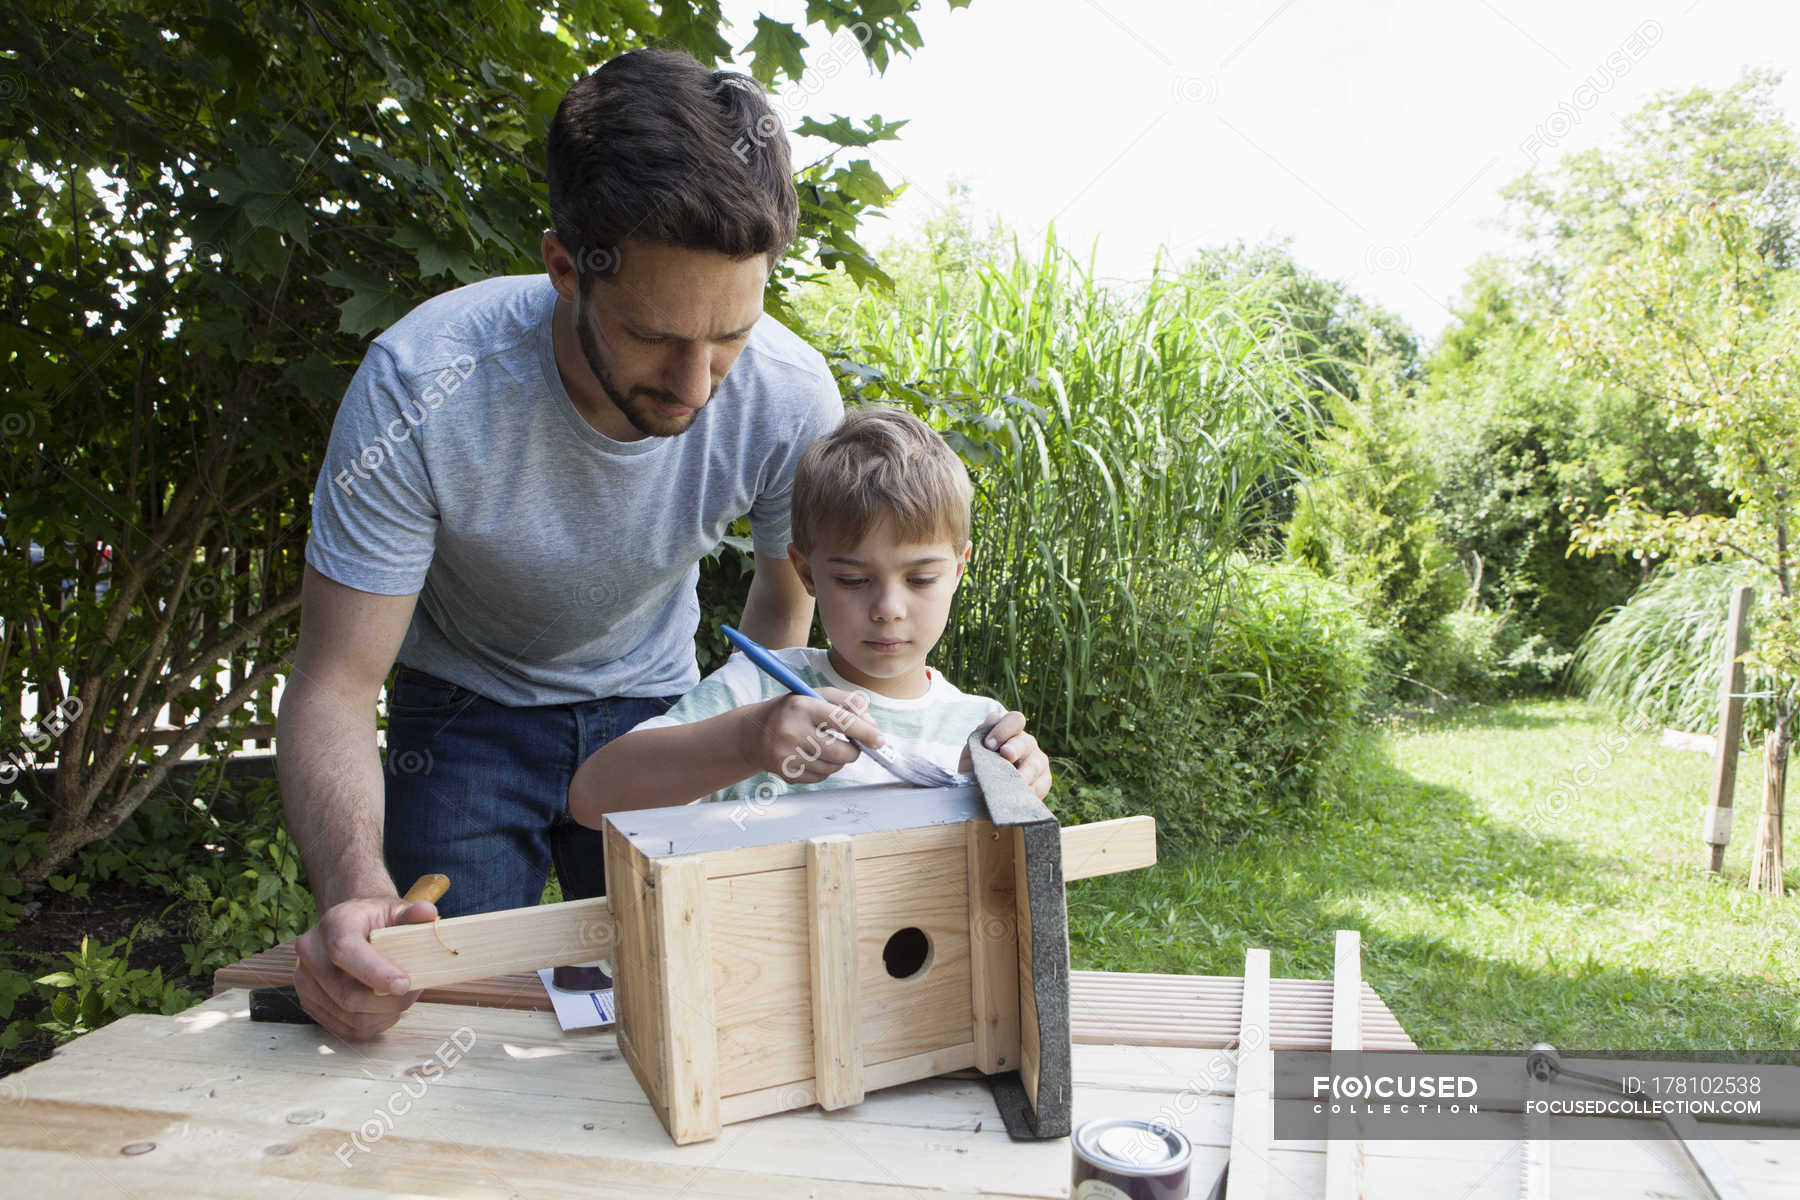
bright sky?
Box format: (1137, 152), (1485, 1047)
(718, 0), (1800, 341)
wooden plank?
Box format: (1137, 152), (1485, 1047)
(343, 815), (1147, 997)
(1661, 727), (1716, 754)
(719, 1042), (979, 1126)
(708, 865), (814, 1094)
(1060, 815), (1156, 881)
(807, 836), (863, 1110)
(606, 821), (666, 1128)
(692, 821), (967, 880)
(1705, 584), (1755, 871)
(367, 896), (613, 992)
(213, 946), (1419, 1051)
(1324, 929), (1364, 1200)
(855, 846), (974, 1068)
(966, 819), (1021, 1073)
(1225, 948), (1271, 1200)
(13, 992), (1797, 1198)
(652, 854), (720, 1144)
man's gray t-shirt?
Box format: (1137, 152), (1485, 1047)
(304, 274), (843, 706)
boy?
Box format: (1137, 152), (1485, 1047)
(569, 406), (1019, 822)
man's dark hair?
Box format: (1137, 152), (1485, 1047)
(547, 48), (797, 284)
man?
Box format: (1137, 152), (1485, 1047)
(277, 48), (1051, 1041)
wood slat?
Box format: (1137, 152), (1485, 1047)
(1225, 947), (1271, 1200)
(965, 820), (1021, 1073)
(807, 836), (863, 1110)
(214, 947), (1418, 1051)
(1325, 929), (1365, 1200)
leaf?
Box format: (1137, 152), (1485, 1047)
(741, 16), (808, 87)
(794, 114), (908, 148)
(319, 265), (413, 337)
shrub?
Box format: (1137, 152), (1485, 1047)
(1574, 562), (1782, 741)
(1053, 559), (1374, 846)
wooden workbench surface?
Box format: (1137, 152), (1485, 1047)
(1, 990), (1794, 1197)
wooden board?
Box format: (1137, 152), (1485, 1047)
(215, 947), (1419, 1051)
(3, 991), (1795, 1198)
(1325, 929), (1366, 1200)
(1225, 947), (1271, 1200)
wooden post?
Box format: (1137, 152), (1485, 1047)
(1704, 585), (1755, 872)
(1749, 730), (1788, 896)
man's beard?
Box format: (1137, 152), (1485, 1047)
(575, 305), (712, 438)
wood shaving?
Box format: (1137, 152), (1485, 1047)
(432, 914), (460, 956)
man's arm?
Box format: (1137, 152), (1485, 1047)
(737, 549), (814, 648)
(276, 563), (434, 1039)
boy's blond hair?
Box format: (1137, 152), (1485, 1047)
(791, 405), (972, 554)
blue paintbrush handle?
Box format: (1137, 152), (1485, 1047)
(720, 625), (822, 700)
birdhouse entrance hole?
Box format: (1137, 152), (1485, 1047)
(882, 926), (932, 980)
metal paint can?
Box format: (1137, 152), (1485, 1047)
(1070, 1116), (1192, 1200)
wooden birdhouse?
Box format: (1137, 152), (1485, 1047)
(371, 731), (1156, 1145)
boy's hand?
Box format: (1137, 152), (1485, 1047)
(980, 711), (1052, 800)
(742, 687), (886, 784)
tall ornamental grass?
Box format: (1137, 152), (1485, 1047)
(1573, 562), (1780, 742)
(807, 232), (1340, 840)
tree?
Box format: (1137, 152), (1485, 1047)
(1557, 194), (1799, 774)
(1415, 260), (1726, 651)
(1286, 351), (1463, 692)
(0, 0), (962, 887)
(1502, 68), (1800, 311)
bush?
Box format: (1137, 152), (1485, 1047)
(1052, 559), (1374, 846)
(1574, 562), (1782, 741)
(1286, 357), (1464, 694)
(1410, 601), (1573, 702)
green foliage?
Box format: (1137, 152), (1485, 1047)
(31, 929), (197, 1044)
(1182, 240), (1422, 405)
(1574, 563), (1783, 742)
(1053, 560), (1373, 846)
(804, 226), (1317, 764)
(1411, 602), (1572, 701)
(1286, 356), (1463, 690)
(1557, 193), (1800, 738)
(1503, 68), (1800, 300)
(1415, 265), (1719, 654)
(0, 0), (953, 885)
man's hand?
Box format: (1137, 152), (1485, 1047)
(740, 686), (884, 784)
(980, 710), (1052, 800)
(293, 896), (439, 1041)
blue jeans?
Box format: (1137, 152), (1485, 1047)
(382, 664), (683, 918)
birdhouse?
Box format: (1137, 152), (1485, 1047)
(370, 731), (1156, 1146)
(598, 731), (1156, 1144)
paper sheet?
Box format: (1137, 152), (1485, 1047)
(537, 962), (616, 1030)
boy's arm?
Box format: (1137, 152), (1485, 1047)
(569, 689), (889, 825)
(569, 708), (764, 823)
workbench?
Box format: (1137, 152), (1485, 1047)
(2, 960), (1792, 1196)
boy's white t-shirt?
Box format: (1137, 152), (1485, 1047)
(630, 646), (1005, 807)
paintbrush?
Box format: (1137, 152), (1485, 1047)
(719, 625), (972, 789)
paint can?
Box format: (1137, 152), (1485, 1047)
(1070, 1115), (1192, 1200)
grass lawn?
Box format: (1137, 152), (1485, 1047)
(1067, 697), (1799, 1053)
